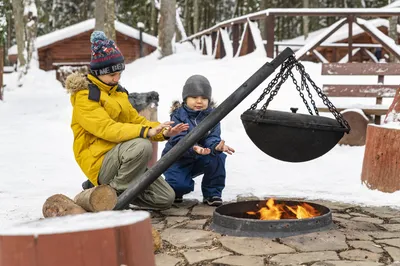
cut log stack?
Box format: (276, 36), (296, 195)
(361, 88), (400, 192)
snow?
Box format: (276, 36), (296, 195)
(2, 42), (400, 229)
(0, 211), (149, 236)
(341, 108), (369, 121)
(338, 48), (361, 63)
(247, 20), (266, 56)
(219, 28), (233, 58)
(8, 19), (158, 55)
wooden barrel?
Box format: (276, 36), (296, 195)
(0, 211), (155, 266)
(361, 124), (400, 193)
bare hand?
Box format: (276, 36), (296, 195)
(163, 122), (189, 137)
(215, 140), (235, 155)
(193, 145), (211, 155)
(147, 121), (174, 138)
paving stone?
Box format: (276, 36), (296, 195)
(350, 217), (384, 225)
(333, 213), (352, 219)
(312, 261), (384, 266)
(376, 238), (400, 248)
(236, 194), (260, 202)
(269, 251), (338, 265)
(368, 231), (400, 239)
(334, 217), (379, 231)
(191, 205), (216, 216)
(389, 217), (400, 224)
(212, 255), (265, 266)
(184, 219), (208, 230)
(151, 217), (164, 224)
(362, 207), (400, 219)
(165, 217), (189, 227)
(155, 254), (183, 266)
(388, 262), (400, 266)
(152, 222), (165, 231)
(384, 246), (400, 261)
(340, 230), (373, 241)
(219, 236), (295, 256)
(349, 212), (372, 218)
(310, 200), (355, 211)
(339, 249), (381, 262)
(348, 240), (384, 253)
(161, 207), (190, 216)
(381, 224), (400, 232)
(280, 230), (348, 252)
(183, 248), (231, 264)
(161, 228), (219, 248)
(172, 198), (199, 209)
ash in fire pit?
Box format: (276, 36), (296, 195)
(210, 199), (332, 238)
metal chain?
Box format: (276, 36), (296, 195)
(248, 55), (350, 131)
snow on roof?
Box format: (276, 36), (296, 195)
(8, 18), (158, 55)
(383, 0), (400, 9)
(283, 18), (400, 47)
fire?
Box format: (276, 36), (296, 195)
(247, 198), (320, 220)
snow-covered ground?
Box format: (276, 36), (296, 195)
(1, 43), (399, 227)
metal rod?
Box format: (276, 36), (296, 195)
(114, 47), (295, 210)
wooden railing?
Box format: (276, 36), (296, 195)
(183, 8), (400, 63)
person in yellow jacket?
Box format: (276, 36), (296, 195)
(65, 31), (189, 210)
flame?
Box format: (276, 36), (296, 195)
(247, 198), (320, 220)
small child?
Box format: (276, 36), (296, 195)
(162, 75), (235, 206)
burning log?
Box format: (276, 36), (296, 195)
(361, 89), (400, 193)
(74, 185), (117, 212)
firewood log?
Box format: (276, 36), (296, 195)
(73, 184), (117, 212)
(152, 228), (162, 252)
(42, 194), (86, 218)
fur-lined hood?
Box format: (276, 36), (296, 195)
(65, 72), (89, 95)
(170, 100), (217, 113)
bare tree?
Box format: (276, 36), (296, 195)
(150, 0), (158, 36)
(24, 0), (38, 67)
(95, 0), (115, 41)
(193, 0), (200, 33)
(303, 0), (309, 39)
(12, 0), (26, 86)
(158, 0), (176, 58)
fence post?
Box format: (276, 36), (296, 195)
(232, 24), (240, 56)
(266, 15), (275, 58)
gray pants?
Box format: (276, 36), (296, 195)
(98, 138), (175, 210)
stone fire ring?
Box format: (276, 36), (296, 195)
(210, 200), (333, 238)
(0, 211), (155, 266)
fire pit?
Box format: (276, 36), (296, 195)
(210, 199), (332, 238)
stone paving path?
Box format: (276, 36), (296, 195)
(150, 197), (400, 266)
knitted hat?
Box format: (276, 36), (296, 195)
(182, 75), (212, 102)
(89, 31), (125, 76)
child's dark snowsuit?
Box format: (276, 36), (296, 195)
(162, 104), (226, 198)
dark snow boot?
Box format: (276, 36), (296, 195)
(82, 180), (94, 190)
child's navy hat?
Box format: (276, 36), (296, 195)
(182, 75), (212, 101)
(89, 31), (125, 76)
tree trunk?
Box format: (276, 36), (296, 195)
(361, 125), (400, 193)
(384, 88), (400, 124)
(95, 0), (105, 31)
(105, 0), (116, 42)
(12, 0), (26, 86)
(193, 0), (200, 33)
(158, 0), (176, 58)
(24, 0), (38, 67)
(42, 194), (87, 218)
(151, 0), (159, 36)
(303, 0), (309, 39)
(184, 0), (191, 36)
(74, 184), (117, 212)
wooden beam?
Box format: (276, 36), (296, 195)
(348, 15), (354, 62)
(232, 24), (240, 57)
(322, 85), (398, 97)
(322, 63), (400, 75)
(211, 31), (218, 55)
(266, 15), (275, 58)
(355, 18), (400, 61)
(296, 18), (348, 60)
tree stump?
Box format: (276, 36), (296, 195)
(361, 89), (400, 192)
(42, 194), (87, 218)
(0, 211), (155, 266)
(338, 109), (369, 146)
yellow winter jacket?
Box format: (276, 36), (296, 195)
(66, 73), (166, 185)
